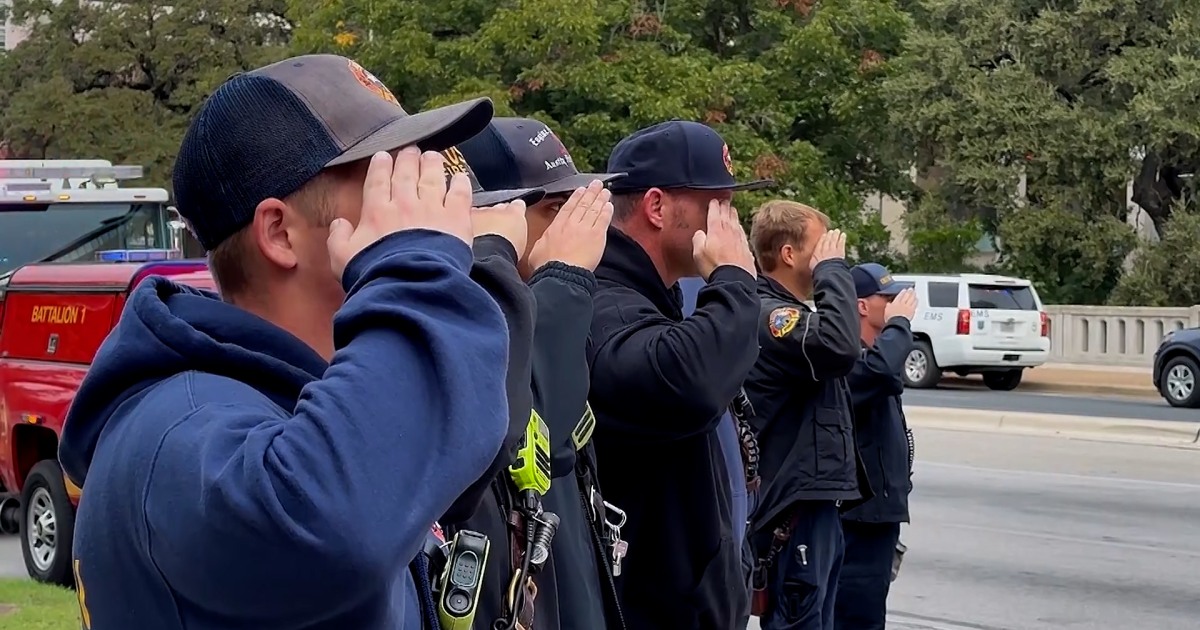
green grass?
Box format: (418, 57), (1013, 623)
(0, 579), (80, 629)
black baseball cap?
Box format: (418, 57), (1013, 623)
(172, 54), (542, 251)
(851, 263), (913, 299)
(605, 120), (774, 194)
(457, 118), (626, 195)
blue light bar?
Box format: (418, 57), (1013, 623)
(96, 249), (180, 262)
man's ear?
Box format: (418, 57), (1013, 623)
(250, 198), (300, 271)
(779, 243), (796, 268)
(857, 298), (870, 318)
(643, 188), (666, 229)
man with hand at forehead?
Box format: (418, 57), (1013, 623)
(58, 54), (535, 630)
(585, 120), (772, 630)
(835, 264), (917, 630)
(458, 118), (627, 630)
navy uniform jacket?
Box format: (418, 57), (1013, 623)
(841, 318), (915, 524)
(744, 260), (871, 535)
(443, 236), (552, 630)
(530, 261), (625, 630)
(586, 228), (760, 630)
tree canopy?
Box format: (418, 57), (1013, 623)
(0, 0), (291, 185)
(2, 0), (1198, 305)
(883, 0), (1200, 304)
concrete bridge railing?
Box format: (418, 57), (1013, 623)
(1045, 305), (1200, 367)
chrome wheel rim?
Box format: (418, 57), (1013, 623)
(26, 487), (56, 572)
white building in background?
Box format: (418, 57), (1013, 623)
(2, 0), (32, 51)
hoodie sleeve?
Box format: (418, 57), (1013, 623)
(587, 265), (760, 441)
(141, 230), (512, 622)
(527, 261), (597, 479)
(847, 318), (913, 407)
(441, 235), (537, 523)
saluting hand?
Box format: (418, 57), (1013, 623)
(327, 148), (474, 281)
(526, 180), (614, 272)
(885, 288), (918, 321)
(693, 200), (756, 280)
(471, 200), (530, 258)
(809, 229), (846, 270)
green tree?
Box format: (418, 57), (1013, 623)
(996, 205), (1135, 304)
(0, 0), (291, 187)
(291, 0), (912, 257)
(902, 193), (983, 273)
(882, 0), (1200, 302)
(1110, 207), (1200, 306)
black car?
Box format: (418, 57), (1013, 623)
(1152, 326), (1200, 408)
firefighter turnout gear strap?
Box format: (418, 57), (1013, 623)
(729, 387), (762, 494)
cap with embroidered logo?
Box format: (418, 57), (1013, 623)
(851, 263), (913, 299)
(172, 54), (540, 251)
(457, 118), (626, 196)
(605, 120), (774, 194)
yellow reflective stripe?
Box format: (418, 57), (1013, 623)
(571, 403), (595, 451)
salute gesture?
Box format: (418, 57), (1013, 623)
(693, 199), (756, 279)
(527, 180), (614, 272)
(472, 201), (530, 256)
(885, 287), (919, 321)
(809, 228), (846, 270)
(327, 148), (474, 280)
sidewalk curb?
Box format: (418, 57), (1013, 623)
(906, 406), (1200, 447)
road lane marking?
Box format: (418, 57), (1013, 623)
(935, 521), (1200, 558)
(918, 461), (1200, 491)
(889, 610), (1013, 630)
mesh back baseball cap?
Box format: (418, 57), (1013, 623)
(173, 54), (541, 251)
(457, 118), (626, 195)
(606, 120), (774, 194)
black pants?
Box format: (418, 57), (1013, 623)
(834, 520), (901, 630)
(761, 501), (844, 630)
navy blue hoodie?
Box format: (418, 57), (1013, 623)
(58, 230), (511, 630)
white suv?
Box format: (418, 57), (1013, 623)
(891, 273), (1051, 390)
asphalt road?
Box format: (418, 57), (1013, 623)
(750, 426), (1200, 630)
(904, 385), (1198, 423)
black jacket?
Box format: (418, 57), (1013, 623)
(529, 261), (625, 630)
(444, 236), (561, 630)
(744, 261), (868, 534)
(842, 318), (915, 524)
(586, 228), (760, 630)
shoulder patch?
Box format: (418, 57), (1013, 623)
(767, 306), (801, 338)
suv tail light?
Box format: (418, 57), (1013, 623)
(956, 308), (971, 335)
(1039, 311), (1050, 337)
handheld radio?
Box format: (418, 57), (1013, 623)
(496, 410), (558, 630)
(508, 410), (552, 499)
(437, 529), (491, 630)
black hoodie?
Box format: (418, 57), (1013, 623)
(585, 228), (760, 630)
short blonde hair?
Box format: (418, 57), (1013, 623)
(750, 200), (831, 272)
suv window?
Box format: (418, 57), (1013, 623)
(969, 284), (1037, 310)
(927, 282), (959, 308)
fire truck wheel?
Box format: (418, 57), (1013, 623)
(20, 461), (76, 588)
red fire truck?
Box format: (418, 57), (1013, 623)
(0, 161), (212, 585)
